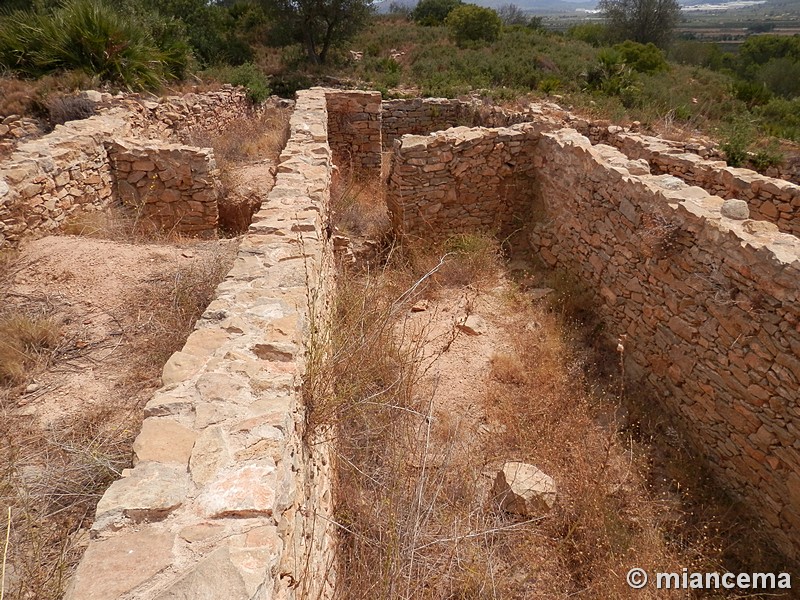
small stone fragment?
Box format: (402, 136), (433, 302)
(720, 199), (749, 220)
(492, 461), (557, 517)
(458, 314), (487, 336)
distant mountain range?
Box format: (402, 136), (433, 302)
(376, 0), (781, 14)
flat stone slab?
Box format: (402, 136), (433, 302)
(94, 462), (190, 531)
(197, 465), (277, 519)
(153, 547), (250, 600)
(133, 418), (197, 465)
(65, 530), (174, 600)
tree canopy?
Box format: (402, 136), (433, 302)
(598, 0), (681, 48)
(262, 0), (372, 63)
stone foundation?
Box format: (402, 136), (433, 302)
(65, 88), (337, 600)
(386, 122), (800, 559)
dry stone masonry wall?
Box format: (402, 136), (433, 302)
(530, 129), (800, 557)
(0, 87), (259, 246)
(386, 121), (800, 558)
(325, 90), (382, 176)
(386, 124), (543, 238)
(0, 110), (130, 246)
(66, 88), (337, 600)
(108, 140), (220, 235)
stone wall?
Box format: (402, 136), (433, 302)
(65, 88), (337, 600)
(529, 128), (800, 557)
(122, 85), (263, 142)
(0, 87), (259, 247)
(386, 124), (544, 239)
(602, 132), (800, 237)
(324, 90), (382, 176)
(0, 109), (131, 247)
(386, 122), (800, 558)
(108, 140), (220, 236)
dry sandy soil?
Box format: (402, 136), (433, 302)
(3, 235), (238, 423)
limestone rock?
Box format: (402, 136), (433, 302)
(133, 418), (197, 465)
(153, 547), (250, 600)
(492, 461), (557, 516)
(93, 462), (190, 532)
(197, 465), (277, 519)
(720, 198), (749, 220)
(64, 530), (174, 600)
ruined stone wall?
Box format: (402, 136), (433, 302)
(381, 97), (544, 150)
(601, 132), (800, 237)
(324, 90), (382, 176)
(0, 110), (130, 247)
(386, 124), (544, 239)
(0, 87), (260, 247)
(530, 129), (800, 558)
(108, 140), (220, 235)
(123, 85), (262, 141)
(65, 88), (337, 600)
(386, 122), (800, 557)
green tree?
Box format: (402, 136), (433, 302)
(262, 0), (372, 64)
(598, 0), (681, 48)
(411, 0), (462, 26)
(446, 4), (501, 46)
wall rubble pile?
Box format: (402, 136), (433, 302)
(65, 88), (337, 600)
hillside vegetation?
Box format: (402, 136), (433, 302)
(1, 0), (799, 164)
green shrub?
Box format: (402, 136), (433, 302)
(445, 4), (501, 46)
(213, 62), (271, 103)
(756, 97), (800, 142)
(0, 0), (188, 89)
(412, 0), (463, 26)
(719, 116), (754, 167)
(750, 139), (784, 172)
(733, 80), (772, 108)
(613, 40), (668, 74)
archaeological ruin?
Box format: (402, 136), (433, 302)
(1, 85), (799, 597)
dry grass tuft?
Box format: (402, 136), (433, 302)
(489, 352), (526, 385)
(184, 107), (291, 234)
(331, 174), (391, 240)
(0, 311), (61, 389)
(0, 405), (134, 599)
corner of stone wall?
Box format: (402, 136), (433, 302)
(106, 139), (220, 236)
(322, 89), (382, 177)
(64, 88), (336, 600)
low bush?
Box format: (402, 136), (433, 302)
(412, 0), (463, 26)
(45, 95), (95, 127)
(0, 0), (189, 90)
(613, 40), (668, 74)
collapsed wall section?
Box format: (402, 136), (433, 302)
(65, 88), (336, 600)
